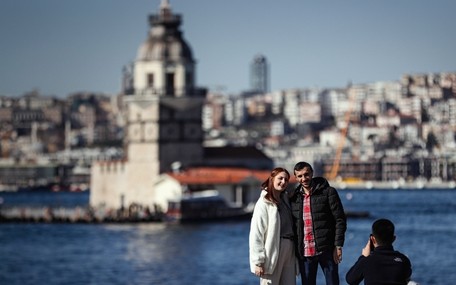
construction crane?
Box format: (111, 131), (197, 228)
(326, 91), (356, 181)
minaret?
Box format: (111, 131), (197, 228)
(123, 0), (207, 174)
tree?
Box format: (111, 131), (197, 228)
(426, 131), (439, 152)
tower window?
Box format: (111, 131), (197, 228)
(147, 73), (154, 88)
(166, 72), (175, 95)
(186, 72), (193, 90)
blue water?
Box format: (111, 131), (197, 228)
(1, 189), (455, 285)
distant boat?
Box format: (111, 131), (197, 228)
(345, 210), (370, 218)
(165, 190), (253, 223)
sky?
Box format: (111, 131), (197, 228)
(0, 0), (455, 97)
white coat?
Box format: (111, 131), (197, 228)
(249, 190), (281, 274)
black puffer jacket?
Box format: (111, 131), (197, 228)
(289, 177), (347, 257)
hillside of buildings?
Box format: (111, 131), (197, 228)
(0, 71), (455, 190)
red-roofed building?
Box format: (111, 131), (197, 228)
(151, 167), (270, 217)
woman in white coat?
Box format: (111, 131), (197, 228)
(249, 167), (298, 285)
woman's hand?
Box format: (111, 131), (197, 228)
(255, 264), (264, 277)
(333, 247), (343, 264)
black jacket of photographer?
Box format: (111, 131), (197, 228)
(345, 245), (412, 285)
(289, 177), (347, 257)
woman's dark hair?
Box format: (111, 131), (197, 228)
(261, 167), (290, 204)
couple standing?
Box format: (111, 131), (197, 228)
(249, 161), (346, 285)
(249, 162), (413, 285)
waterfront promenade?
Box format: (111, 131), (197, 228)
(331, 179), (456, 190)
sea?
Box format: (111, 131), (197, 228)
(1, 188), (455, 285)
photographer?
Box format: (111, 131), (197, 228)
(346, 218), (412, 285)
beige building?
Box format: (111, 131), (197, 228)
(90, 1), (207, 211)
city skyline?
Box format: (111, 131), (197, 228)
(0, 0), (455, 97)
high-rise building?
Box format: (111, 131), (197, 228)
(250, 54), (269, 93)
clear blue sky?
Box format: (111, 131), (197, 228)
(1, 0), (455, 97)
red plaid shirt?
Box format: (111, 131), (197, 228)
(303, 189), (316, 257)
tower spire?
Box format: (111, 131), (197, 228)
(159, 0), (172, 18)
(160, 0), (170, 8)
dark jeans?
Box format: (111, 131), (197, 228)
(299, 249), (339, 285)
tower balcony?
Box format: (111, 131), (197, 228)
(149, 14), (182, 27)
(128, 87), (207, 98)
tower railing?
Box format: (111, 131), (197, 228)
(128, 87), (207, 97)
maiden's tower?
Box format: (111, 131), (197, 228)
(90, 0), (207, 211)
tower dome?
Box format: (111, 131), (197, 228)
(136, 0), (193, 63)
(131, 0), (199, 97)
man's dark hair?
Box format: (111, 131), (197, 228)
(293, 161), (313, 173)
(372, 218), (395, 245)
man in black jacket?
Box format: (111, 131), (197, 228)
(290, 161), (347, 285)
(346, 218), (412, 285)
